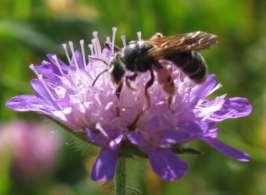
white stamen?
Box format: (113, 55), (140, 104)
(30, 65), (61, 110)
(87, 44), (94, 65)
(52, 55), (64, 75)
(91, 38), (99, 57)
(111, 27), (117, 54)
(92, 31), (98, 38)
(137, 31), (142, 42)
(37, 77), (55, 101)
(105, 102), (113, 111)
(62, 43), (71, 64)
(92, 31), (102, 57)
(88, 44), (94, 55)
(79, 40), (86, 69)
(106, 36), (111, 44)
(68, 41), (79, 70)
(53, 109), (69, 122)
(29, 64), (36, 73)
(95, 123), (108, 137)
(121, 35), (127, 48)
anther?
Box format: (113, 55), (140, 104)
(95, 123), (108, 137)
(111, 27), (117, 54)
(106, 36), (111, 44)
(30, 65), (61, 110)
(92, 31), (102, 56)
(137, 31), (142, 42)
(62, 43), (71, 65)
(68, 41), (79, 70)
(121, 35), (127, 48)
(91, 38), (99, 57)
(88, 44), (94, 55)
(52, 55), (64, 75)
(79, 40), (86, 69)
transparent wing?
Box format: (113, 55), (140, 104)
(146, 31), (218, 59)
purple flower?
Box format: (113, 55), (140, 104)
(0, 121), (60, 179)
(6, 28), (252, 182)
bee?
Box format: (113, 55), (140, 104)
(92, 31), (218, 107)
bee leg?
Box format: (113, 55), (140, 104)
(166, 75), (175, 107)
(144, 69), (155, 108)
(115, 81), (124, 98)
(154, 65), (176, 109)
(114, 81), (124, 117)
(91, 68), (109, 87)
(111, 55), (126, 98)
(125, 72), (138, 91)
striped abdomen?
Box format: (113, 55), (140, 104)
(165, 51), (207, 83)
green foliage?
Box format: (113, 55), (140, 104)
(0, 150), (11, 195)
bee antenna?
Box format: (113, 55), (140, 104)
(91, 68), (109, 87)
(88, 56), (109, 66)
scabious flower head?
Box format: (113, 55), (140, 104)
(6, 28), (252, 182)
(0, 121), (60, 179)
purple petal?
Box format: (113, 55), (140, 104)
(190, 74), (221, 105)
(31, 78), (50, 99)
(202, 138), (251, 162)
(202, 128), (219, 139)
(34, 60), (60, 76)
(148, 148), (188, 181)
(86, 128), (108, 146)
(159, 130), (192, 146)
(91, 148), (118, 182)
(177, 121), (202, 135)
(141, 116), (160, 131)
(127, 132), (145, 146)
(86, 128), (123, 149)
(5, 95), (54, 114)
(194, 95), (226, 119)
(210, 97), (252, 122)
(31, 78), (62, 105)
(73, 51), (86, 69)
(68, 51), (85, 69)
(47, 54), (69, 73)
(102, 47), (113, 59)
(109, 134), (124, 149)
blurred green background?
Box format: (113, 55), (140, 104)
(0, 0), (266, 194)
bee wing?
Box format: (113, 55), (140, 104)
(146, 31), (218, 59)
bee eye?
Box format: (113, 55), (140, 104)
(139, 44), (153, 53)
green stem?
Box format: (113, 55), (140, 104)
(115, 157), (126, 195)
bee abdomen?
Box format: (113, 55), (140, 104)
(187, 62), (207, 83)
(182, 52), (207, 83)
(166, 51), (207, 83)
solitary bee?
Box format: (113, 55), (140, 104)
(92, 31), (218, 107)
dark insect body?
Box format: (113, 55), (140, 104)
(93, 31), (218, 107)
(164, 51), (207, 83)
